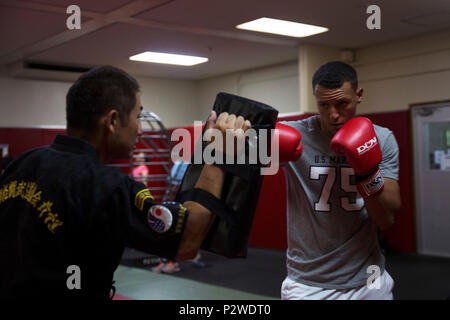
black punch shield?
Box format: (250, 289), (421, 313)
(175, 92), (278, 258)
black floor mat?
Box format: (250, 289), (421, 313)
(120, 247), (450, 300)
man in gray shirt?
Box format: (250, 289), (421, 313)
(281, 61), (401, 299)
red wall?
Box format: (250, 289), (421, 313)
(0, 110), (416, 253)
(0, 128), (66, 157)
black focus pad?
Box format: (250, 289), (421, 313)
(175, 92), (278, 258)
(213, 92), (279, 131)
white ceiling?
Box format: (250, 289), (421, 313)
(1, 0), (450, 80)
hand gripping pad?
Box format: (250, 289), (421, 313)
(175, 92), (278, 258)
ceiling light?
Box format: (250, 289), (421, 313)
(129, 51), (208, 66)
(236, 17), (328, 38)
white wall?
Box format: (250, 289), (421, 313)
(298, 44), (341, 113)
(196, 61), (299, 121)
(0, 69), (200, 128)
(354, 28), (450, 114)
(0, 72), (71, 128)
(0, 62), (300, 129)
(136, 76), (199, 128)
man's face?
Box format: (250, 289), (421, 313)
(111, 93), (143, 159)
(313, 81), (362, 138)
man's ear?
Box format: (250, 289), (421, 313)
(356, 88), (364, 103)
(103, 109), (120, 135)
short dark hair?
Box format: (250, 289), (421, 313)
(66, 66), (140, 133)
(312, 61), (358, 91)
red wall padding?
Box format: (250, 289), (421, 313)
(0, 110), (416, 253)
(0, 128), (66, 156)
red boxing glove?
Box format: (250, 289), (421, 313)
(330, 117), (384, 198)
(274, 123), (303, 165)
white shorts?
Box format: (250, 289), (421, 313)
(281, 271), (394, 300)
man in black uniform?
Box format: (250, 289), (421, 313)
(1, 155), (15, 176)
(0, 66), (251, 299)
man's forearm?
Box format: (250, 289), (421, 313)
(364, 178), (401, 231)
(194, 164), (226, 199)
(183, 164), (226, 236)
(176, 164), (226, 260)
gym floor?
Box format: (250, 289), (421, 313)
(118, 247), (450, 300)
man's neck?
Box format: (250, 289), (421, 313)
(67, 129), (108, 164)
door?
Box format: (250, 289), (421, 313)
(412, 102), (450, 257)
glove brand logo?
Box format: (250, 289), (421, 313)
(367, 176), (382, 191)
(148, 205), (173, 233)
(356, 136), (378, 155)
(362, 170), (384, 195)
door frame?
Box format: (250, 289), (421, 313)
(410, 100), (450, 256)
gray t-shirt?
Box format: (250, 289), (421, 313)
(282, 115), (399, 289)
